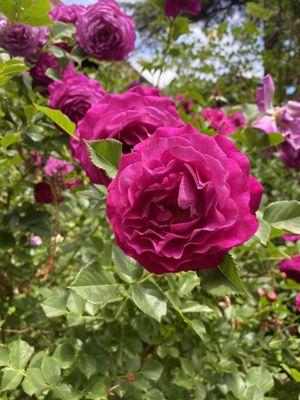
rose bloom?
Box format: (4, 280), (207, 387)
(76, 0), (135, 61)
(29, 51), (61, 89)
(280, 255), (300, 283)
(107, 124), (263, 274)
(282, 234), (300, 242)
(34, 182), (53, 204)
(44, 156), (74, 177)
(165, 0), (201, 18)
(230, 111), (248, 129)
(50, 2), (85, 24)
(74, 86), (182, 185)
(252, 75), (300, 169)
(0, 22), (48, 57)
(48, 63), (105, 124)
(202, 108), (237, 135)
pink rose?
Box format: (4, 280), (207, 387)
(76, 0), (135, 61)
(75, 86), (182, 185)
(106, 125), (263, 274)
(48, 63), (105, 124)
(50, 2), (85, 24)
(202, 108), (237, 135)
(230, 111), (248, 129)
(44, 156), (74, 177)
(280, 255), (300, 283)
(165, 0), (201, 18)
(30, 236), (42, 246)
(282, 234), (300, 242)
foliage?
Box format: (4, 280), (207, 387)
(0, 1), (299, 399)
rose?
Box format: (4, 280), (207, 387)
(279, 139), (300, 169)
(0, 22), (48, 57)
(106, 124), (263, 274)
(74, 86), (183, 185)
(202, 108), (237, 135)
(43, 156), (74, 177)
(282, 234), (300, 242)
(50, 2), (85, 24)
(165, 0), (201, 18)
(295, 295), (300, 313)
(48, 63), (105, 124)
(34, 182), (53, 204)
(28, 51), (61, 89)
(76, 0), (135, 61)
(230, 111), (248, 129)
(280, 255), (300, 283)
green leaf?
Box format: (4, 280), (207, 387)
(0, 133), (21, 148)
(18, 0), (53, 26)
(172, 17), (190, 40)
(70, 262), (120, 305)
(257, 132), (284, 148)
(41, 356), (61, 385)
(113, 245), (143, 283)
(41, 294), (67, 318)
(66, 292), (85, 315)
(0, 347), (9, 367)
(263, 201), (300, 234)
(1, 368), (23, 391)
(53, 344), (75, 370)
(9, 339), (34, 369)
(0, 59), (29, 86)
(0, 0), (16, 21)
(52, 384), (82, 400)
(256, 217), (271, 245)
(190, 319), (206, 339)
(218, 254), (247, 293)
(132, 284), (167, 322)
(180, 301), (212, 313)
(78, 355), (97, 380)
(246, 367), (274, 394)
(85, 139), (122, 179)
(142, 360), (163, 381)
(22, 368), (48, 395)
(199, 254), (246, 297)
(246, 2), (271, 20)
(34, 104), (76, 136)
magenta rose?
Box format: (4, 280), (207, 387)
(29, 51), (61, 89)
(165, 0), (201, 18)
(202, 108), (237, 135)
(43, 156), (74, 177)
(76, 0), (135, 61)
(280, 255), (300, 283)
(74, 86), (182, 185)
(50, 2), (85, 24)
(48, 63), (105, 124)
(106, 125), (263, 274)
(230, 111), (248, 129)
(295, 295), (300, 313)
(0, 22), (48, 57)
(34, 182), (53, 204)
(282, 234), (300, 242)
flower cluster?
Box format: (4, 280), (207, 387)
(202, 108), (247, 135)
(253, 75), (300, 169)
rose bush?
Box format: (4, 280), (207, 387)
(107, 125), (263, 273)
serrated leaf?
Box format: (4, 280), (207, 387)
(85, 139), (122, 179)
(0, 0), (16, 21)
(18, 0), (53, 26)
(113, 245), (143, 283)
(78, 354), (97, 380)
(22, 368), (48, 395)
(218, 254), (246, 293)
(264, 201), (300, 234)
(132, 284), (167, 322)
(41, 356), (61, 385)
(52, 384), (82, 400)
(66, 292), (85, 315)
(180, 301), (212, 313)
(246, 367), (274, 394)
(256, 217), (271, 245)
(9, 339), (34, 369)
(1, 368), (23, 391)
(142, 359), (163, 381)
(34, 104), (76, 136)
(191, 319), (206, 339)
(70, 263), (119, 305)
(0, 347), (9, 367)
(41, 294), (67, 318)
